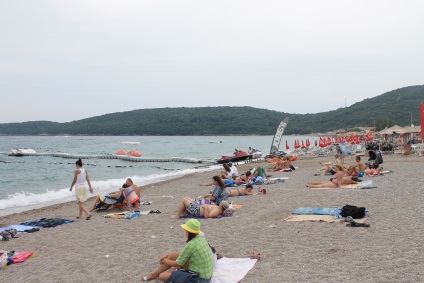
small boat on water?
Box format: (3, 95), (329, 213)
(116, 142), (142, 157)
(8, 148), (37, 157)
(216, 149), (249, 164)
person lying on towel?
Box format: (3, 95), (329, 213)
(173, 197), (230, 219)
(228, 184), (255, 196)
(307, 165), (357, 188)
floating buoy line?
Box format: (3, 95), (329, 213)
(1, 152), (212, 164)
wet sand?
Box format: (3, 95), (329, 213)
(1, 154), (423, 282)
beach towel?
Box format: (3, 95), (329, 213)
(264, 177), (288, 185)
(270, 177), (290, 181)
(179, 204), (242, 219)
(284, 214), (368, 223)
(368, 170), (393, 177)
(0, 225), (40, 233)
(309, 183), (377, 190)
(9, 251), (35, 264)
(103, 210), (140, 219)
(20, 218), (74, 228)
(179, 214), (222, 219)
(291, 207), (341, 216)
(211, 257), (258, 283)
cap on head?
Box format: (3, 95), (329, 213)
(181, 219), (201, 234)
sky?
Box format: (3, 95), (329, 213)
(1, 0), (423, 123)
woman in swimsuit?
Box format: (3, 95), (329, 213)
(228, 184), (255, 196)
(307, 165), (346, 188)
(173, 197), (230, 219)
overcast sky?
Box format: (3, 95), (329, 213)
(1, 1), (423, 123)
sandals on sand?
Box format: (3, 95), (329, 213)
(249, 251), (261, 260)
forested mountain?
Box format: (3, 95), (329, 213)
(1, 85), (423, 135)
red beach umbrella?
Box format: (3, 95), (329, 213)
(286, 140), (290, 150)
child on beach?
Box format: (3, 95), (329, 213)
(70, 159), (93, 220)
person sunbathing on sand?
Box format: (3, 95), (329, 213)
(307, 165), (356, 188)
(173, 197), (230, 219)
(364, 167), (383, 175)
(233, 170), (252, 184)
(228, 184), (255, 196)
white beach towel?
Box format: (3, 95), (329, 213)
(212, 257), (258, 283)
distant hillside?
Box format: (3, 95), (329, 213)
(0, 85), (423, 135)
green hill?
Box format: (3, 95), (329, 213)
(1, 85), (423, 135)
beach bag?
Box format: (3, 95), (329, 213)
(341, 205), (366, 219)
(358, 180), (373, 189)
(165, 269), (200, 283)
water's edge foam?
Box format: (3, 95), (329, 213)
(0, 165), (218, 217)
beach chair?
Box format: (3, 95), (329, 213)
(354, 143), (366, 156)
(91, 193), (125, 212)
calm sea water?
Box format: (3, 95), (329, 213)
(0, 135), (314, 216)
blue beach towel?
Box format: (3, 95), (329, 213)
(20, 218), (75, 228)
(291, 207), (342, 219)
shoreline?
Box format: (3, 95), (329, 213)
(1, 155), (423, 282)
(0, 164), (220, 217)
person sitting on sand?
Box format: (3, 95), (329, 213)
(347, 156), (366, 177)
(228, 162), (238, 179)
(251, 165), (269, 179)
(173, 197), (230, 219)
(122, 178), (141, 210)
(228, 184), (255, 196)
(199, 176), (228, 205)
(143, 219), (214, 282)
(219, 163), (233, 180)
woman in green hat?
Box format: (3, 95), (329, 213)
(143, 218), (214, 282)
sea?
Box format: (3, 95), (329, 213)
(0, 135), (314, 217)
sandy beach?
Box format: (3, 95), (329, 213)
(1, 154), (423, 282)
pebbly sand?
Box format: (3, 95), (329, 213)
(1, 154), (423, 282)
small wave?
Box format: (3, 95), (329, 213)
(0, 166), (217, 217)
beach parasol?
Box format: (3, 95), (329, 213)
(286, 140), (290, 150)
